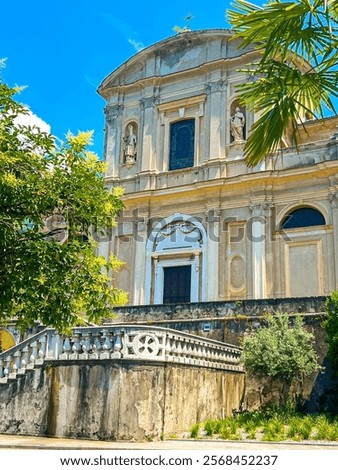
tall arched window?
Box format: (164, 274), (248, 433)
(281, 207), (326, 229)
(169, 119), (195, 170)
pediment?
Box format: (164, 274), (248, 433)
(98, 29), (257, 96)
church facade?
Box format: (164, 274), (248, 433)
(98, 29), (338, 306)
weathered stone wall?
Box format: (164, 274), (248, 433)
(108, 301), (338, 413)
(110, 298), (326, 325)
(0, 362), (244, 440)
(109, 298), (326, 343)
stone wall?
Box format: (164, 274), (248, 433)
(0, 361), (244, 441)
(107, 300), (338, 413)
(110, 297), (326, 329)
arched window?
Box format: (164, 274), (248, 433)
(169, 119), (195, 170)
(281, 207), (326, 229)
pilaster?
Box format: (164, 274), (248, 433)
(132, 215), (149, 305)
(104, 104), (124, 177)
(139, 95), (160, 172)
(205, 79), (227, 160)
(249, 202), (273, 299)
(205, 208), (221, 300)
(329, 191), (338, 288)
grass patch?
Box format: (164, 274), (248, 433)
(189, 423), (200, 439)
(192, 406), (338, 442)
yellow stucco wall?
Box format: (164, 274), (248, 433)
(0, 329), (15, 352)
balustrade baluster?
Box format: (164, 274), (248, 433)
(79, 332), (91, 360)
(29, 341), (38, 368)
(21, 345), (30, 371)
(171, 338), (178, 357)
(176, 339), (183, 363)
(69, 333), (81, 360)
(36, 335), (47, 365)
(111, 330), (123, 359)
(4, 356), (12, 376)
(181, 342), (188, 362)
(13, 350), (23, 376)
(186, 340), (193, 365)
(90, 332), (102, 359)
(165, 335), (173, 361)
(100, 330), (112, 359)
(59, 337), (71, 360)
(0, 359), (4, 379)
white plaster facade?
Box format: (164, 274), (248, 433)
(98, 29), (338, 305)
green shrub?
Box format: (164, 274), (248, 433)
(314, 416), (332, 440)
(262, 417), (286, 441)
(204, 419), (221, 436)
(323, 291), (338, 374)
(242, 313), (320, 382)
(189, 423), (200, 439)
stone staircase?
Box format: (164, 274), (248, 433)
(0, 324), (243, 386)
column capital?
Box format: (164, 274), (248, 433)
(139, 95), (160, 109)
(105, 104), (124, 123)
(205, 207), (221, 223)
(205, 79), (228, 94)
(250, 202), (274, 218)
(329, 191), (338, 208)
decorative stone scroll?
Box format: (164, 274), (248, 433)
(155, 221), (203, 251)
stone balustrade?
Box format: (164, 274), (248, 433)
(0, 325), (243, 383)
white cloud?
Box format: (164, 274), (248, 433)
(127, 39), (145, 53)
(100, 13), (145, 53)
(14, 108), (51, 134)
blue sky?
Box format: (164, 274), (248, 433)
(0, 0), (247, 157)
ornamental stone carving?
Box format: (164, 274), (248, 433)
(250, 202), (274, 218)
(139, 95), (160, 109)
(132, 332), (160, 358)
(105, 104), (124, 124)
(329, 191), (338, 208)
(155, 221), (203, 251)
(205, 79), (227, 94)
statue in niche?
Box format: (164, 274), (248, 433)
(123, 123), (137, 163)
(230, 107), (246, 142)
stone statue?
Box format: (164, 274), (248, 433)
(230, 107), (245, 142)
(123, 124), (137, 163)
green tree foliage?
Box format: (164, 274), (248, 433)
(227, 0), (338, 166)
(323, 291), (338, 373)
(0, 79), (127, 331)
(242, 313), (320, 382)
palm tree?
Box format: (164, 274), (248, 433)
(227, 0), (338, 166)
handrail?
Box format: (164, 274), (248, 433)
(0, 328), (54, 360)
(0, 324), (243, 383)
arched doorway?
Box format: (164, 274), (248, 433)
(145, 213), (207, 304)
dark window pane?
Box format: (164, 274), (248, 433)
(169, 119), (195, 170)
(281, 207), (326, 229)
(163, 266), (191, 303)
